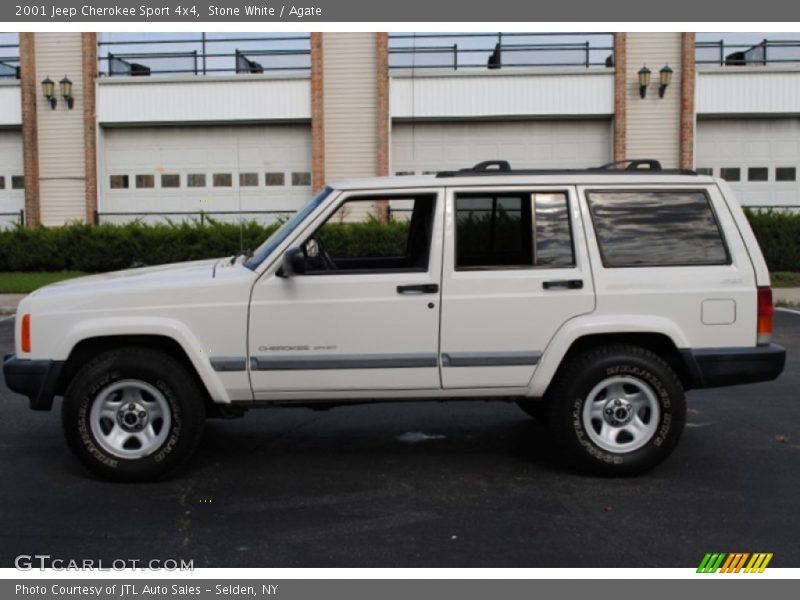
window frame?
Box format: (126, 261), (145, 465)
(747, 167), (769, 182)
(109, 174), (129, 190)
(453, 189), (576, 272)
(584, 187), (732, 269)
(160, 173), (181, 188)
(135, 174), (155, 189)
(300, 192), (439, 277)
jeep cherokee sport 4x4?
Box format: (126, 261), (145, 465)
(3, 160), (786, 481)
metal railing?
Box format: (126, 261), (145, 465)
(0, 210), (24, 226)
(0, 41), (20, 79)
(97, 33), (311, 77)
(94, 209), (294, 225)
(696, 39), (800, 66)
(389, 32), (614, 71)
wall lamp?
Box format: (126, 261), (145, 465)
(659, 64), (673, 98)
(41, 76), (56, 109)
(41, 75), (74, 109)
(637, 66), (651, 98)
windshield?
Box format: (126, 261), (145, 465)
(244, 187), (332, 270)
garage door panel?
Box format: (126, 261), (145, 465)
(697, 118), (800, 208)
(0, 130), (24, 227)
(102, 124), (312, 222)
(391, 120), (611, 174)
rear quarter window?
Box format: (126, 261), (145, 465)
(586, 190), (730, 268)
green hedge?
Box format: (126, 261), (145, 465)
(0, 218), (411, 273)
(744, 209), (800, 273)
(0, 210), (798, 273)
(0, 220), (278, 273)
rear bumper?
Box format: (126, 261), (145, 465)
(2, 353), (64, 411)
(681, 344), (786, 389)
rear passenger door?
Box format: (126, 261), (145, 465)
(439, 186), (596, 389)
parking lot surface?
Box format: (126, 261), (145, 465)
(1, 312), (799, 568)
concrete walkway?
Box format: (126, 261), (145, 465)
(2, 289), (800, 317)
(0, 294), (25, 316)
(775, 288), (800, 307)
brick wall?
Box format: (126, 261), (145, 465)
(82, 32), (97, 223)
(19, 33), (40, 226)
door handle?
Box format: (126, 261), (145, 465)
(397, 284), (439, 294)
(542, 279), (583, 290)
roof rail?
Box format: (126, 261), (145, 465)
(435, 159), (697, 178)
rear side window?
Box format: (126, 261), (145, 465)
(586, 190), (729, 268)
(455, 192), (574, 269)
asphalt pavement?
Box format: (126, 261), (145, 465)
(1, 312), (799, 568)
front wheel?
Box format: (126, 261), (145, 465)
(547, 344), (686, 476)
(62, 347), (206, 482)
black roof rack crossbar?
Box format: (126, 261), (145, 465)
(435, 159), (697, 178)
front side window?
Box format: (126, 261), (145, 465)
(303, 195), (436, 274)
(586, 190), (729, 268)
(454, 191), (574, 270)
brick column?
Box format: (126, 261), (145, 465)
(82, 32), (98, 224)
(613, 32), (627, 165)
(376, 32), (389, 178)
(375, 33), (390, 221)
(19, 33), (40, 226)
(679, 32), (696, 170)
(310, 32), (325, 192)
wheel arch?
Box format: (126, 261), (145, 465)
(528, 317), (694, 397)
(549, 332), (692, 395)
(57, 333), (230, 407)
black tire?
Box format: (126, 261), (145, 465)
(546, 344), (686, 476)
(62, 347), (206, 482)
(516, 399), (551, 423)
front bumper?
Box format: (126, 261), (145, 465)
(681, 344), (786, 389)
(2, 353), (64, 411)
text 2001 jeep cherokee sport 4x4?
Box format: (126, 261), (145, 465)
(3, 160), (787, 481)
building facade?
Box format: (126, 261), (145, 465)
(1, 31), (799, 228)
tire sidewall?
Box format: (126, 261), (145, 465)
(553, 351), (685, 474)
(63, 351), (201, 481)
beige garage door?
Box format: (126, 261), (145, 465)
(0, 129), (24, 227)
(101, 124), (313, 223)
(391, 120), (612, 175)
(697, 118), (800, 208)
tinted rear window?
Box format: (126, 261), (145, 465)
(586, 190), (729, 268)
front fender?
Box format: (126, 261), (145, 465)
(527, 314), (690, 397)
(56, 317), (231, 404)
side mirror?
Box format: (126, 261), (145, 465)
(278, 247), (306, 278)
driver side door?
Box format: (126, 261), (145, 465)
(248, 189), (444, 398)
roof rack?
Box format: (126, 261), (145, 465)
(435, 159), (698, 178)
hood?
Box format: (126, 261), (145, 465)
(41, 258), (224, 290)
(33, 258), (222, 296)
(21, 258), (253, 315)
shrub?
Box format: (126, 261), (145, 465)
(0, 219), (279, 273)
(744, 209), (800, 273)
(0, 218), (412, 273)
(1, 210), (797, 274)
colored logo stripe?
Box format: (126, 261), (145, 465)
(697, 552), (773, 573)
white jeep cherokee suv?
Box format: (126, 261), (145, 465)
(3, 160), (786, 480)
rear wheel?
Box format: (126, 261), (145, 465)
(62, 347), (206, 482)
(547, 344), (686, 476)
